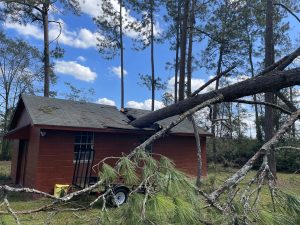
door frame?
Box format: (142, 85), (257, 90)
(16, 140), (28, 186)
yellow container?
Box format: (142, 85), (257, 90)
(54, 184), (70, 198)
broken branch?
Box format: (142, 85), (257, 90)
(208, 109), (300, 202)
(191, 64), (237, 97)
(231, 99), (292, 115)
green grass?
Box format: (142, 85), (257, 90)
(0, 162), (299, 224)
(204, 164), (300, 206)
(206, 164), (300, 195)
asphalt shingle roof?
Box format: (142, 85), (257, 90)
(20, 95), (211, 135)
(123, 108), (211, 135)
(22, 95), (133, 130)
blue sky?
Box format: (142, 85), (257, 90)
(1, 0), (300, 114)
(2, 0), (183, 110)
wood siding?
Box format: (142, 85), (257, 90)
(15, 108), (31, 129)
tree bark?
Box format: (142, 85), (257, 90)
(212, 44), (224, 163)
(174, 0), (181, 103)
(264, 0), (276, 175)
(248, 37), (263, 141)
(190, 116), (202, 187)
(42, 2), (50, 97)
(119, 0), (124, 109)
(186, 0), (195, 98)
(131, 68), (300, 127)
(150, 0), (155, 111)
(289, 87), (296, 137)
(186, 0), (201, 187)
(178, 0), (189, 101)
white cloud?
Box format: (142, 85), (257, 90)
(225, 75), (250, 85)
(54, 60), (97, 82)
(77, 56), (86, 62)
(78, 0), (162, 40)
(126, 99), (165, 110)
(241, 110), (257, 138)
(4, 1), (163, 48)
(110, 66), (128, 78)
(296, 56), (300, 65)
(96, 98), (116, 106)
(166, 76), (215, 97)
(4, 19), (104, 49)
(4, 22), (43, 39)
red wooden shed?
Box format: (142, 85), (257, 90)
(5, 95), (212, 194)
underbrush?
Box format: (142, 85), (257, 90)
(0, 161), (11, 181)
(207, 138), (300, 172)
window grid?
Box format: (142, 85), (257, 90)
(74, 132), (94, 162)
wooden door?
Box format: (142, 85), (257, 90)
(16, 140), (28, 186)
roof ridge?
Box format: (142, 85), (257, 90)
(22, 94), (117, 109)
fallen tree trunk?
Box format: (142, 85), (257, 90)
(131, 68), (300, 127)
(127, 96), (223, 158)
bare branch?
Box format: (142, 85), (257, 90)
(191, 64), (237, 97)
(0, 178), (104, 204)
(0, 185), (60, 200)
(48, 20), (63, 44)
(257, 46), (300, 76)
(274, 3), (300, 24)
(275, 146), (300, 151)
(209, 109), (300, 202)
(231, 99), (292, 115)
(276, 92), (298, 112)
(4, 196), (20, 225)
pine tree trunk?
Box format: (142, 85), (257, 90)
(178, 0), (189, 101)
(229, 102), (233, 139)
(264, 0), (276, 176)
(119, 0), (124, 109)
(186, 0), (194, 96)
(237, 103), (241, 138)
(289, 87), (296, 137)
(42, 2), (50, 97)
(248, 39), (263, 141)
(190, 116), (202, 187)
(212, 45), (223, 164)
(150, 0), (155, 111)
(186, 0), (201, 187)
(174, 0), (181, 103)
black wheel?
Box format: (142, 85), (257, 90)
(107, 187), (129, 207)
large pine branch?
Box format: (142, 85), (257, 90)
(131, 68), (300, 127)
